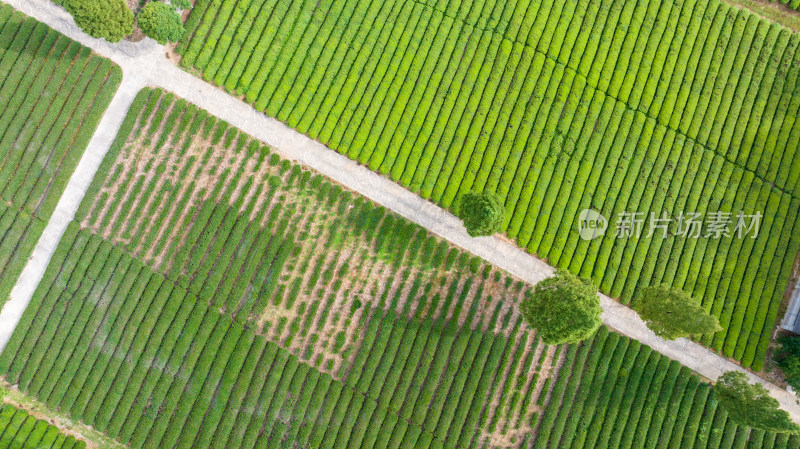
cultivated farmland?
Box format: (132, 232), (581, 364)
(0, 229), (545, 448)
(0, 402), (86, 449)
(3, 232), (794, 448)
(178, 0), (800, 369)
(0, 4), (121, 306)
(77, 88), (536, 374)
(2, 227), (782, 449)
(74, 88), (548, 443)
(1, 88), (798, 448)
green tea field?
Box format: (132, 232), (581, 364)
(2, 0), (800, 446)
(1, 87), (798, 448)
(0, 3), (121, 306)
(177, 0), (800, 369)
(0, 402), (87, 448)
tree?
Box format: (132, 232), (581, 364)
(776, 335), (800, 394)
(456, 192), (505, 237)
(715, 371), (800, 433)
(138, 1), (185, 44)
(519, 269), (602, 345)
(633, 285), (722, 340)
(64, 0), (134, 43)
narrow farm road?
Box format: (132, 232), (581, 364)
(3, 0), (800, 421)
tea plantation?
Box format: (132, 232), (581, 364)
(0, 402), (86, 448)
(178, 0), (800, 369)
(2, 0), (800, 447)
(0, 4), (121, 307)
(2, 87), (799, 448)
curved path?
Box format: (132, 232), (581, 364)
(2, 0), (799, 422)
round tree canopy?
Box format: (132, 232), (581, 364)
(138, 1), (185, 44)
(457, 192), (505, 237)
(519, 269), (602, 345)
(716, 371), (800, 434)
(633, 285), (721, 340)
(65, 0), (134, 43)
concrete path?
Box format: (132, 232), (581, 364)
(2, 0), (799, 422)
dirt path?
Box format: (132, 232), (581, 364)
(2, 381), (123, 449)
(2, 0), (800, 424)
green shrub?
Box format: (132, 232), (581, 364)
(172, 0), (191, 10)
(520, 269), (602, 345)
(633, 285), (722, 340)
(456, 191), (505, 237)
(64, 0), (134, 42)
(715, 371), (800, 433)
(776, 335), (800, 394)
(137, 1), (184, 43)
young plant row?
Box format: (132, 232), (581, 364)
(0, 403), (86, 449)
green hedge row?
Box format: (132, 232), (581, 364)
(0, 5), (121, 218)
(771, 0), (800, 11)
(0, 403), (86, 448)
(339, 309), (550, 448)
(0, 203), (45, 308)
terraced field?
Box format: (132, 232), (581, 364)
(2, 88), (798, 448)
(0, 402), (86, 448)
(177, 0), (800, 369)
(0, 4), (121, 306)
